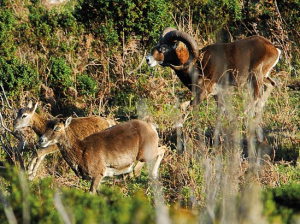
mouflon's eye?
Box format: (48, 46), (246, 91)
(158, 46), (166, 53)
(21, 114), (27, 119)
(54, 126), (61, 132)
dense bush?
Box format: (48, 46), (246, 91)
(0, 57), (40, 96)
(171, 0), (242, 38)
(0, 8), (16, 58)
(77, 73), (98, 96)
(0, 166), (156, 224)
(75, 0), (174, 47)
(263, 183), (300, 223)
(48, 56), (74, 92)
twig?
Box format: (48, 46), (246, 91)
(0, 180), (18, 224)
(19, 171), (30, 224)
(54, 191), (72, 224)
(0, 131), (26, 170)
(0, 84), (17, 116)
(0, 112), (12, 133)
(127, 50), (147, 75)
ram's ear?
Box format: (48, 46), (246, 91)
(172, 41), (178, 50)
(65, 117), (72, 128)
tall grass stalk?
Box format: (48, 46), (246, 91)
(0, 181), (17, 224)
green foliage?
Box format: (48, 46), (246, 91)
(62, 187), (155, 224)
(48, 57), (74, 92)
(27, 5), (56, 47)
(56, 10), (83, 36)
(112, 82), (139, 118)
(263, 183), (300, 223)
(277, 0), (300, 76)
(0, 165), (155, 224)
(27, 2), (83, 53)
(75, 0), (174, 47)
(0, 166), (60, 223)
(0, 8), (16, 58)
(274, 164), (300, 186)
(276, 0), (300, 36)
(0, 57), (40, 95)
(171, 0), (242, 38)
(77, 73), (98, 96)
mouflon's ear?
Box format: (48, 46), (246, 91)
(27, 101), (38, 113)
(65, 117), (72, 128)
(32, 102), (38, 112)
(27, 101), (33, 108)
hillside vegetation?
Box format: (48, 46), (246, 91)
(0, 0), (299, 223)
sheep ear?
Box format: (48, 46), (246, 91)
(172, 41), (178, 49)
(65, 117), (72, 128)
(32, 102), (38, 112)
(27, 101), (33, 108)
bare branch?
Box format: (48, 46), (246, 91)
(19, 171), (31, 224)
(0, 112), (12, 133)
(127, 50), (147, 75)
(54, 191), (72, 224)
(0, 180), (18, 224)
(0, 84), (17, 116)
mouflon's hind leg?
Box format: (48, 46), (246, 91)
(28, 146), (60, 179)
(254, 81), (275, 142)
(29, 155), (46, 179)
(133, 161), (145, 178)
(28, 156), (38, 176)
(213, 94), (226, 148)
(150, 146), (166, 179)
(90, 174), (104, 194)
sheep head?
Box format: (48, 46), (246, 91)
(146, 27), (199, 70)
(38, 118), (71, 148)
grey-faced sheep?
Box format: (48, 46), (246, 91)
(13, 101), (115, 178)
(38, 118), (165, 194)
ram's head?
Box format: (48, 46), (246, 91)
(146, 27), (199, 70)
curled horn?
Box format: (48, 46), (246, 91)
(160, 27), (177, 39)
(161, 29), (199, 70)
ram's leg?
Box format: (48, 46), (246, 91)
(133, 161), (145, 178)
(245, 71), (265, 117)
(28, 155), (46, 180)
(255, 80), (275, 142)
(191, 79), (211, 151)
(213, 94), (225, 148)
(191, 86), (201, 106)
(257, 78), (275, 113)
(191, 67), (200, 106)
(90, 174), (104, 194)
(31, 155), (46, 177)
(150, 146), (166, 179)
(28, 146), (60, 179)
(28, 157), (38, 175)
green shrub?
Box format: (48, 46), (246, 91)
(77, 73), (98, 96)
(61, 187), (155, 224)
(170, 0), (242, 38)
(0, 165), (155, 224)
(28, 5), (55, 46)
(263, 183), (300, 223)
(0, 8), (16, 58)
(48, 57), (74, 93)
(0, 57), (40, 96)
(75, 0), (173, 47)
